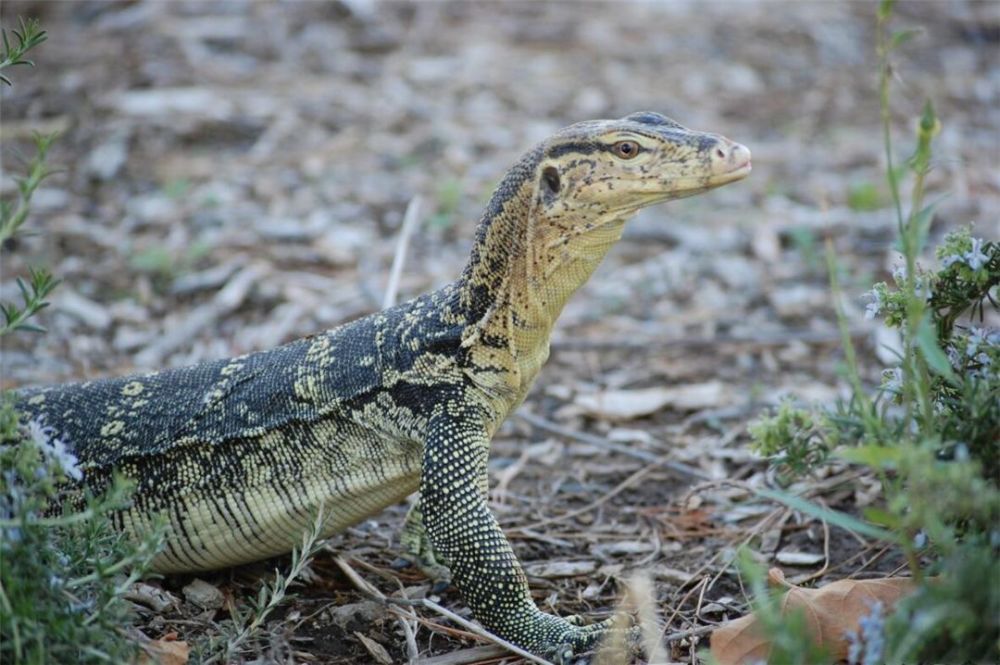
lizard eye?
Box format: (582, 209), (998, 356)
(542, 166), (561, 194)
(613, 140), (640, 159)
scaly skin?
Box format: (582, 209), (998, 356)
(17, 112), (750, 661)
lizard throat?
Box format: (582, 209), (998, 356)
(456, 185), (630, 411)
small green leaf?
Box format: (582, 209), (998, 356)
(878, 0), (896, 21)
(919, 99), (939, 135)
(916, 317), (960, 386)
(755, 487), (898, 543)
(847, 181), (884, 211)
(863, 507), (901, 529)
(910, 195), (949, 255)
(838, 444), (902, 469)
(890, 28), (922, 50)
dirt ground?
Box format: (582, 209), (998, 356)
(1, 1), (998, 663)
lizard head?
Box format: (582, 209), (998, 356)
(462, 111), (750, 330)
(461, 112), (750, 399)
(534, 111), (751, 223)
(515, 111), (751, 278)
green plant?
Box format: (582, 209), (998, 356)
(748, 400), (828, 482)
(0, 17), (46, 86)
(1, 20), (59, 336)
(427, 177), (464, 230)
(846, 181), (884, 212)
(744, 2), (999, 663)
(0, 419), (164, 664)
(1, 19), (166, 664)
(0, 265), (59, 336)
(199, 507), (329, 664)
(130, 237), (213, 290)
(0, 130), (57, 247)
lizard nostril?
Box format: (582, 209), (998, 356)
(714, 146), (728, 160)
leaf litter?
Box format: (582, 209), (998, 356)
(710, 568), (918, 665)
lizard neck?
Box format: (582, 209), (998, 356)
(455, 151), (630, 416)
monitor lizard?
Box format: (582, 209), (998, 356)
(16, 112), (751, 662)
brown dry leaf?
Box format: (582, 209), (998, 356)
(137, 638), (190, 665)
(709, 568), (917, 665)
(354, 632), (393, 665)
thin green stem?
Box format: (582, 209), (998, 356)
(206, 506), (328, 665)
(0, 132), (57, 246)
(826, 242), (880, 441)
(0, 507), (96, 530)
(877, 15), (905, 237)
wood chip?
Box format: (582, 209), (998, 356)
(574, 382), (729, 420)
(125, 583), (179, 613)
(134, 262), (267, 367)
(524, 560), (597, 578)
(592, 540), (655, 557)
(414, 645), (512, 665)
(775, 551), (825, 566)
(651, 565), (696, 585)
(55, 289), (112, 331)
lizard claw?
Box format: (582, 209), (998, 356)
(391, 553), (453, 590)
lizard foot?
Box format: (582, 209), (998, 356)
(535, 617), (639, 665)
(398, 510), (453, 592)
(391, 554), (453, 593)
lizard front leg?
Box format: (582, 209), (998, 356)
(397, 452), (492, 591)
(420, 406), (610, 663)
(397, 502), (453, 592)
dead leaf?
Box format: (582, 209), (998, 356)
(354, 632), (393, 665)
(137, 638), (190, 665)
(710, 569), (917, 665)
(574, 382), (728, 420)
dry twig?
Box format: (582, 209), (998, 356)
(384, 195), (423, 309)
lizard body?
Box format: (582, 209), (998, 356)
(17, 112), (750, 661)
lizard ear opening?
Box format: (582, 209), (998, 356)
(542, 166), (561, 195)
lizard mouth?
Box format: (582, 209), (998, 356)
(715, 159), (752, 183)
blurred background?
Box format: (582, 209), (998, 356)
(2, 1), (997, 387)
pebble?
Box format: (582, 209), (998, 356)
(86, 133), (129, 181)
(182, 578), (224, 610)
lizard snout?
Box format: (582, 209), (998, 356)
(709, 138), (752, 175)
